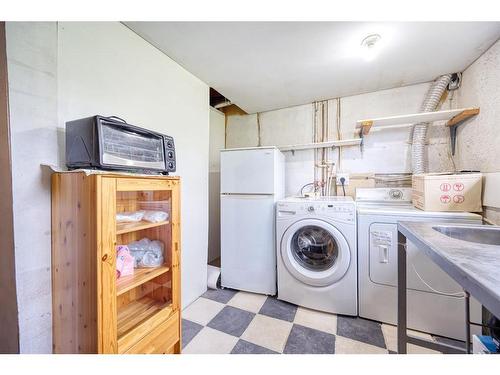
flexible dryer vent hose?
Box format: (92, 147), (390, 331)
(411, 74), (452, 174)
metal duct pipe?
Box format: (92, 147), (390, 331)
(411, 74), (452, 174)
(214, 100), (232, 109)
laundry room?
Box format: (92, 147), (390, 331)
(1, 1), (500, 372)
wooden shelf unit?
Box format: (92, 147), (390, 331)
(51, 172), (181, 354)
(116, 220), (169, 235)
(116, 266), (171, 296)
(117, 296), (170, 338)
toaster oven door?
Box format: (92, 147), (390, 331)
(100, 122), (166, 170)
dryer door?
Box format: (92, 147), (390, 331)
(369, 221), (464, 294)
(280, 219), (351, 287)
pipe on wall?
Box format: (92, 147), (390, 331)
(411, 74), (452, 174)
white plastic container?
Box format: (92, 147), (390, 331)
(137, 200), (170, 222)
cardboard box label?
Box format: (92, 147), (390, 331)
(440, 183), (451, 192)
(440, 194), (451, 204)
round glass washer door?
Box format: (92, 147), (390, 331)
(280, 219), (350, 287)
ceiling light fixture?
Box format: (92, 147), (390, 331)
(360, 34), (382, 62)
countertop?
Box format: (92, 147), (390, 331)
(398, 221), (500, 319)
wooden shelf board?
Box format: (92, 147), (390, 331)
(116, 220), (169, 235)
(356, 107), (479, 135)
(117, 265), (170, 296)
(446, 108), (480, 127)
(278, 139), (361, 152)
(117, 296), (171, 338)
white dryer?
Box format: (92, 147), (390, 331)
(356, 188), (482, 340)
(276, 197), (357, 315)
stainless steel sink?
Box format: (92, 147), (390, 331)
(433, 225), (500, 246)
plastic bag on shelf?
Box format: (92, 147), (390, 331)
(143, 210), (169, 223)
(116, 210), (145, 223)
(116, 245), (134, 278)
(127, 237), (164, 268)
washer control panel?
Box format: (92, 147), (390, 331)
(277, 200), (355, 223)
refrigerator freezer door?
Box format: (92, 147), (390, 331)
(221, 148), (277, 194)
(221, 194), (276, 295)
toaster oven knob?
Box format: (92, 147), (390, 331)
(168, 162), (174, 169)
(167, 151), (174, 159)
(166, 141), (174, 149)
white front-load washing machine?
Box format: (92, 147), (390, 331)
(276, 197), (357, 315)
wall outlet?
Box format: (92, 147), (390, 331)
(336, 172), (350, 186)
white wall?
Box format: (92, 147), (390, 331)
(226, 82), (455, 196)
(454, 39), (500, 223)
(226, 40), (500, 213)
(6, 22), (210, 353)
(260, 104), (316, 196)
(208, 108), (225, 262)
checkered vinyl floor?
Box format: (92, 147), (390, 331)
(181, 288), (465, 354)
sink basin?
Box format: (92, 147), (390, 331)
(433, 225), (500, 246)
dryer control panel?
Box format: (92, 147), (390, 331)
(356, 187), (412, 203)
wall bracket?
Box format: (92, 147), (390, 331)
(446, 108), (480, 155)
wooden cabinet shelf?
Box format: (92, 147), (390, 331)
(116, 266), (171, 296)
(117, 296), (171, 338)
(52, 172), (181, 354)
(116, 220), (169, 235)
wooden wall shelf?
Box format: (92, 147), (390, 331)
(446, 108), (480, 127)
(356, 107), (480, 135)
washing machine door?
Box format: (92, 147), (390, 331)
(280, 219), (351, 287)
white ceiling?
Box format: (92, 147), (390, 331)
(125, 22), (500, 113)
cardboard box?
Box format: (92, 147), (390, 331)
(336, 173), (375, 198)
(412, 173), (482, 212)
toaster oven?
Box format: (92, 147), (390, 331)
(65, 115), (176, 174)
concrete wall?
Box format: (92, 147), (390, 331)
(6, 22), (59, 354)
(226, 82), (455, 196)
(455, 39), (500, 172)
(454, 39), (500, 223)
(208, 108), (225, 263)
(6, 22), (210, 353)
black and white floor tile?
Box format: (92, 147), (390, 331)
(181, 288), (462, 354)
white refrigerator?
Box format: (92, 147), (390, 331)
(220, 147), (285, 295)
